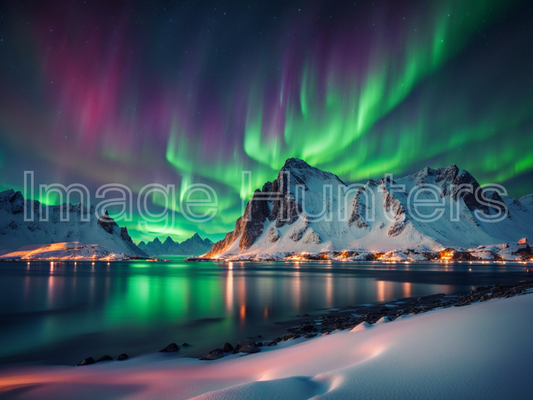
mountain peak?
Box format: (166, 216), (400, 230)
(138, 233), (213, 256)
(163, 236), (175, 244)
(278, 157), (346, 187)
(281, 158), (311, 170)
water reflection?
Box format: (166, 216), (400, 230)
(225, 267), (233, 313)
(403, 281), (412, 298)
(239, 304), (246, 325)
(292, 267), (301, 311)
(0, 260), (529, 365)
(47, 274), (55, 306)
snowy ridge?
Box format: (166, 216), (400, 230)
(198, 159), (533, 261)
(0, 189), (147, 258)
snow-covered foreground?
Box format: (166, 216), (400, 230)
(1, 294), (533, 399)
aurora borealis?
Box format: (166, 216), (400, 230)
(1, 0), (533, 242)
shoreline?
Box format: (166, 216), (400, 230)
(2, 256), (532, 265)
(187, 243), (533, 263)
(2, 279), (532, 368)
(193, 280), (533, 360)
(2, 283), (533, 399)
(188, 257), (533, 265)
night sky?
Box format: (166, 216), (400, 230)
(1, 0), (533, 242)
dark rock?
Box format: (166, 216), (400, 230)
(159, 343), (179, 352)
(201, 348), (225, 360)
(268, 227), (281, 242)
(204, 190), (270, 257)
(77, 357), (95, 366)
(267, 341), (278, 346)
(117, 353), (129, 361)
(515, 244), (532, 257)
(233, 339), (261, 354)
(257, 342), (263, 347)
(9, 191), (24, 214)
(181, 343), (190, 347)
(305, 333), (317, 338)
(96, 355), (113, 363)
(281, 333), (301, 341)
(222, 342), (234, 353)
(449, 168), (490, 215)
(203, 158), (346, 258)
(455, 282), (533, 307)
(97, 210), (116, 234)
(348, 188), (370, 229)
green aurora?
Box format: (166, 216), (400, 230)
(0, 0), (532, 241)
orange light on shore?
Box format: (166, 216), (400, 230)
(440, 249), (454, 261)
(340, 250), (350, 259)
(285, 252), (310, 262)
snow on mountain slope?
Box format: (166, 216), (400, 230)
(0, 189), (147, 257)
(201, 159), (533, 260)
(519, 193), (533, 213)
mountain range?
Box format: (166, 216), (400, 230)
(196, 158), (533, 262)
(138, 234), (213, 256)
(0, 189), (147, 259)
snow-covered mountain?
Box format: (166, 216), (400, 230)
(0, 189), (147, 258)
(138, 233), (213, 256)
(199, 158), (533, 261)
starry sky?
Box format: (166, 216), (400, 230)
(1, 0), (533, 242)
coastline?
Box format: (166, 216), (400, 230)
(1, 279), (532, 367)
(2, 283), (533, 399)
(194, 280), (533, 359)
(187, 248), (533, 263)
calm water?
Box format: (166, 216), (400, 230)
(0, 258), (531, 366)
